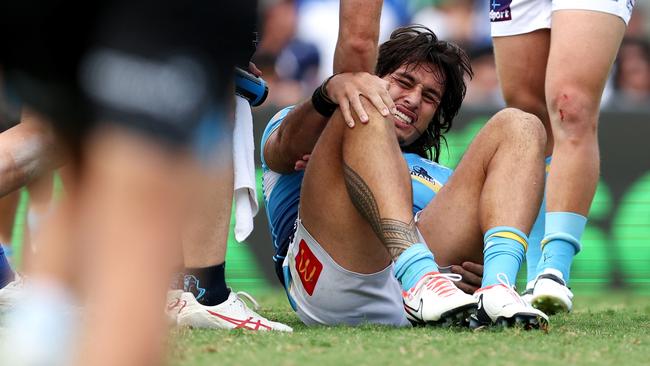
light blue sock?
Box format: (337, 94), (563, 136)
(537, 212), (586, 282)
(394, 243), (438, 291)
(526, 156), (551, 285)
(482, 227), (528, 287)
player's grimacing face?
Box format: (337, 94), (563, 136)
(383, 63), (445, 147)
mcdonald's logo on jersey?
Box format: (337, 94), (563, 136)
(295, 239), (323, 296)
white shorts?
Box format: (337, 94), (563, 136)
(282, 218), (411, 327)
(490, 0), (635, 37)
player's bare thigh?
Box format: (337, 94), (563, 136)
(299, 110), (389, 274)
(416, 108), (545, 266)
(493, 29), (552, 152)
(545, 10), (626, 114)
(415, 128), (498, 266)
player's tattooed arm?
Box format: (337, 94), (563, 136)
(343, 163), (418, 259)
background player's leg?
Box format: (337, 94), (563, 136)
(176, 137), (291, 331)
(493, 30), (551, 286)
(532, 10), (626, 313)
(181, 142), (233, 306)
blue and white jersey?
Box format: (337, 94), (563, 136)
(261, 107), (454, 277)
(403, 152), (453, 214)
(260, 106), (302, 271)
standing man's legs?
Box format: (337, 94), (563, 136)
(535, 10), (626, 312)
(180, 141), (233, 307)
(172, 132), (291, 331)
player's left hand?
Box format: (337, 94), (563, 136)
(294, 154), (311, 171)
(451, 261), (483, 294)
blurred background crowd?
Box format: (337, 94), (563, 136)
(253, 0), (650, 111)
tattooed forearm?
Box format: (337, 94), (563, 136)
(343, 163), (418, 259)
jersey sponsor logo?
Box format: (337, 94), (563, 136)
(410, 166), (444, 193)
(489, 0), (512, 22)
(295, 239), (323, 296)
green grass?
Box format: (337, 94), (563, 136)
(169, 291), (650, 366)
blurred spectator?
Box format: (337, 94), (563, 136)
(412, 0), (491, 50)
(295, 0), (411, 81)
(254, 40), (320, 106)
(609, 37), (650, 110)
(258, 0), (297, 56)
(626, 1), (649, 38)
(464, 45), (504, 107)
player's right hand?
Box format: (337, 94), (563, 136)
(325, 72), (397, 128)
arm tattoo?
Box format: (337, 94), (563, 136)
(343, 163), (419, 259)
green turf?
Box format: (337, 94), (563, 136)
(168, 291), (650, 366)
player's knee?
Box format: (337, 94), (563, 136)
(502, 89), (547, 122)
(547, 87), (598, 143)
(494, 108), (546, 150)
(352, 98), (394, 134)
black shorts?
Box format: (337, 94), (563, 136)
(0, 0), (257, 150)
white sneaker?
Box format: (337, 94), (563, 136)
(0, 273), (24, 313)
(175, 291), (293, 331)
(531, 269), (573, 314)
(165, 289), (184, 325)
(520, 281), (535, 305)
(470, 273), (549, 330)
(402, 272), (477, 326)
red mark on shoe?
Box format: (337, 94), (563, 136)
(206, 311), (272, 330)
(167, 299), (187, 314)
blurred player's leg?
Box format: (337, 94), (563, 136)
(76, 126), (196, 366)
(535, 10), (626, 313)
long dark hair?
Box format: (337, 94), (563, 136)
(375, 25), (472, 161)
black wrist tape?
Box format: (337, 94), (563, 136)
(311, 74), (339, 117)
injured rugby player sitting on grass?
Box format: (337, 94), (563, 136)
(262, 25), (550, 329)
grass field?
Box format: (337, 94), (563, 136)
(168, 290), (650, 366)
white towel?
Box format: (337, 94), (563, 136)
(233, 95), (259, 242)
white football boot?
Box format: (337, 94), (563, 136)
(520, 281), (535, 305)
(531, 268), (574, 315)
(175, 291), (292, 331)
(165, 289), (184, 325)
(470, 273), (549, 330)
(402, 272), (477, 326)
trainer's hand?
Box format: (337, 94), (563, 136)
(248, 61), (262, 77)
(451, 261), (483, 294)
(325, 72), (396, 128)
